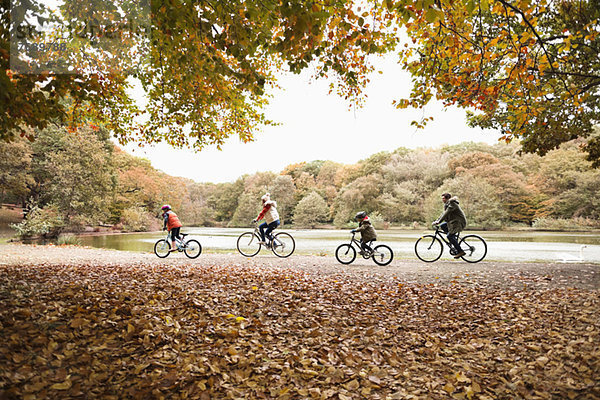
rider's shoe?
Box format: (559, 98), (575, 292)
(453, 250), (466, 258)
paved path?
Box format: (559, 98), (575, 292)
(1, 243), (599, 290)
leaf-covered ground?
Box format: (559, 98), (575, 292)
(0, 244), (598, 399)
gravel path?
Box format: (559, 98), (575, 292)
(1, 243), (599, 290)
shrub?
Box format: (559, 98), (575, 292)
(532, 217), (600, 231)
(10, 205), (64, 239)
(121, 206), (153, 232)
(56, 234), (82, 246)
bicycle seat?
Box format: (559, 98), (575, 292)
(181, 233), (188, 238)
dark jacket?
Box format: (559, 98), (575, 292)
(356, 216), (377, 242)
(438, 196), (467, 234)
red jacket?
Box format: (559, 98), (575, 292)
(163, 211), (182, 231)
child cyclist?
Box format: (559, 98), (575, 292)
(161, 204), (183, 251)
(253, 193), (280, 247)
(351, 211), (377, 254)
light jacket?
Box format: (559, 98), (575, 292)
(163, 210), (183, 231)
(256, 200), (280, 224)
(438, 196), (467, 234)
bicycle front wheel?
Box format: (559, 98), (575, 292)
(184, 239), (202, 259)
(237, 232), (261, 257)
(154, 239), (170, 258)
(415, 235), (443, 262)
(272, 232), (295, 258)
(335, 244), (356, 264)
(459, 235), (487, 263)
(372, 244), (393, 266)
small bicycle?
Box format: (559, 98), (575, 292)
(414, 224), (487, 263)
(236, 222), (295, 258)
(335, 231), (394, 266)
(154, 232), (202, 259)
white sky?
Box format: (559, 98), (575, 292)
(125, 55), (502, 183)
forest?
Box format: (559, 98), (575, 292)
(1, 124), (599, 239)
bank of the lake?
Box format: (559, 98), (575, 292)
(68, 227), (600, 264)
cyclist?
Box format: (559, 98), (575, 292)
(432, 193), (467, 258)
(253, 193), (280, 247)
(162, 204), (183, 252)
(351, 211), (377, 255)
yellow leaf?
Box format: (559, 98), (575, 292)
(251, 286), (258, 290)
(225, 313), (235, 318)
(344, 379), (360, 390)
(50, 380), (72, 390)
(444, 382), (455, 394)
(235, 316), (246, 322)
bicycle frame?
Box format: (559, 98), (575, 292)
(165, 232), (188, 249)
(431, 225), (460, 252)
(251, 223), (281, 246)
(348, 232), (373, 254)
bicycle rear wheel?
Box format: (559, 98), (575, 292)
(237, 232), (261, 257)
(459, 235), (487, 263)
(372, 244), (393, 266)
(415, 235), (443, 262)
(154, 239), (170, 258)
(335, 244), (356, 264)
(184, 239), (202, 259)
(272, 232), (295, 258)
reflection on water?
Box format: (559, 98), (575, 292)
(77, 227), (600, 263)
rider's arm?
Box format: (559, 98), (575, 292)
(163, 213), (168, 230)
(437, 202), (457, 223)
(255, 204), (271, 221)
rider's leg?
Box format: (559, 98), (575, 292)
(360, 239), (373, 253)
(447, 232), (464, 254)
(439, 222), (449, 234)
(264, 220), (280, 243)
(171, 227), (181, 249)
(258, 222), (268, 242)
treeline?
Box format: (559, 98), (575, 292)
(2, 125), (600, 238)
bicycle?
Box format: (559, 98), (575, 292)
(335, 231), (394, 266)
(414, 224), (487, 263)
(236, 222), (295, 258)
(154, 232), (202, 259)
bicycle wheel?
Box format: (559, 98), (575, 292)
(184, 239), (202, 259)
(372, 244), (393, 266)
(154, 239), (170, 258)
(272, 232), (295, 258)
(415, 235), (443, 262)
(459, 235), (487, 263)
(335, 244), (356, 264)
(237, 232), (261, 257)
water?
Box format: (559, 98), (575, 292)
(75, 227), (600, 263)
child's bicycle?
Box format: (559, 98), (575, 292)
(335, 231), (394, 266)
(236, 222), (295, 258)
(414, 223), (487, 263)
(154, 232), (202, 259)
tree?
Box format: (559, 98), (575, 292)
(0, 135), (33, 204)
(1, 0), (135, 141)
(389, 0), (600, 165)
(424, 175), (508, 229)
(270, 175), (297, 224)
(293, 191), (329, 228)
(3, 1), (392, 148)
(29, 125), (116, 226)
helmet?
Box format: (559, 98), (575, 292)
(261, 193), (270, 203)
(355, 211), (367, 221)
(161, 204), (171, 211)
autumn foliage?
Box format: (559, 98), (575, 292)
(1, 256), (599, 399)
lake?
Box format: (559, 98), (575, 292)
(73, 227), (600, 263)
